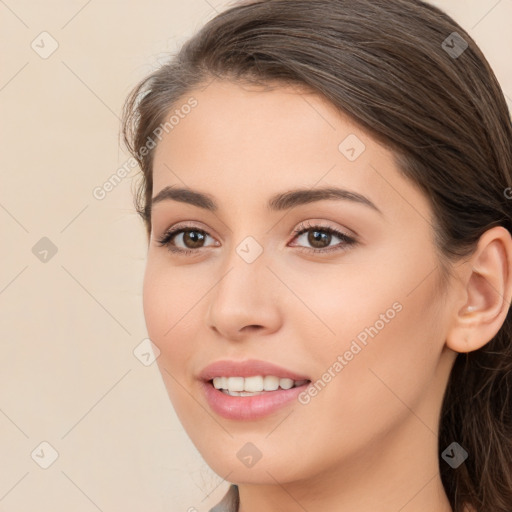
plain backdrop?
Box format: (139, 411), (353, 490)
(1, 1), (511, 510)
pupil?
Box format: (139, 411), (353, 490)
(185, 230), (204, 248)
(309, 230), (330, 248)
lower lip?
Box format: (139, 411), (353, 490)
(201, 380), (310, 421)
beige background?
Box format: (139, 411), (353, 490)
(1, 1), (511, 510)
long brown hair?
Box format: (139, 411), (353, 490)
(121, 1), (512, 510)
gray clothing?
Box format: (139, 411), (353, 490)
(208, 484), (239, 512)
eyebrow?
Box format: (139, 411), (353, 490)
(151, 186), (383, 215)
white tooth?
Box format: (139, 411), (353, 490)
(244, 376), (264, 392)
(223, 389), (266, 396)
(279, 378), (294, 390)
(263, 375), (280, 391)
(215, 375), (304, 393)
(227, 376), (245, 391)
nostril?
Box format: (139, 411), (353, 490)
(242, 325), (264, 333)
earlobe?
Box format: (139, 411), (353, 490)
(446, 226), (512, 354)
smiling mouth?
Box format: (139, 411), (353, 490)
(208, 376), (311, 396)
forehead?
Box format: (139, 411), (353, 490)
(150, 79), (430, 224)
(154, 80), (379, 181)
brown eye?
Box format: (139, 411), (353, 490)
(306, 229), (333, 249)
(177, 230), (207, 249)
(157, 226), (217, 254)
(290, 222), (357, 254)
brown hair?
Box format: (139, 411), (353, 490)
(121, 1), (512, 510)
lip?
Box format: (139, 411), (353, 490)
(198, 359), (311, 421)
(198, 358), (310, 382)
(201, 380), (311, 421)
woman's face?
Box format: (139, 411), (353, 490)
(144, 79), (458, 485)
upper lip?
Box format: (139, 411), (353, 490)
(199, 359), (311, 382)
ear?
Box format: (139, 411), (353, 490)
(446, 226), (512, 353)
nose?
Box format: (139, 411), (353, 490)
(205, 250), (282, 342)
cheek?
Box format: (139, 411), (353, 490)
(142, 259), (198, 371)
(336, 298), (442, 462)
(288, 249), (445, 425)
(142, 260), (206, 426)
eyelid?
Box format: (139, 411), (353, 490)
(293, 219), (357, 239)
(155, 221), (219, 254)
(155, 220), (215, 242)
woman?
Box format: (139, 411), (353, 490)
(121, 1), (512, 510)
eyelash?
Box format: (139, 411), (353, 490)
(156, 221), (357, 256)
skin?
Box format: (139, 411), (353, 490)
(143, 79), (512, 512)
